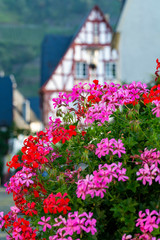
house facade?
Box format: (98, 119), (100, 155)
(113, 0), (160, 84)
(40, 5), (118, 126)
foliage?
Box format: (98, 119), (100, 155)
(0, 63), (160, 239)
(1, 0), (121, 26)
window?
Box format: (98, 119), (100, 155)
(93, 23), (99, 43)
(75, 62), (88, 79)
(105, 62), (116, 79)
(94, 23), (99, 36)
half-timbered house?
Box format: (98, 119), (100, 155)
(40, 5), (118, 126)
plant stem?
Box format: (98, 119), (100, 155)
(5, 229), (12, 238)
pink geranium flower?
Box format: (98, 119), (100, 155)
(0, 211), (5, 229)
(152, 100), (160, 117)
(38, 216), (52, 232)
(112, 139), (126, 158)
(122, 234), (132, 240)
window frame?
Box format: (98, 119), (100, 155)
(105, 62), (117, 79)
(94, 22), (99, 36)
(93, 22), (99, 43)
(75, 61), (88, 79)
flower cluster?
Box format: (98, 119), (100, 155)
(4, 166), (48, 215)
(155, 58), (160, 81)
(5, 166), (36, 194)
(43, 192), (71, 215)
(143, 84), (160, 105)
(51, 125), (77, 144)
(76, 162), (128, 200)
(123, 209), (160, 240)
(50, 211), (97, 239)
(132, 148), (160, 167)
(21, 135), (49, 169)
(6, 134), (50, 173)
(136, 163), (160, 185)
(6, 155), (20, 172)
(142, 59), (160, 117)
(24, 202), (37, 217)
(95, 137), (126, 158)
(85, 81), (148, 124)
(136, 209), (159, 233)
(0, 207), (37, 240)
(52, 80), (148, 125)
(132, 148), (160, 185)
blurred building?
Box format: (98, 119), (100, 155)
(0, 75), (42, 132)
(40, 5), (118, 126)
(0, 75), (13, 127)
(112, 0), (160, 83)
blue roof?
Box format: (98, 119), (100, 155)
(0, 76), (13, 126)
(114, 0), (127, 30)
(121, 0), (127, 10)
(41, 34), (73, 87)
(27, 96), (41, 120)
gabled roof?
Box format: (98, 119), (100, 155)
(114, 0), (127, 31)
(41, 35), (73, 87)
(121, 0), (127, 9)
(40, 5), (112, 91)
(0, 76), (13, 127)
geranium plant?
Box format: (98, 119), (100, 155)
(0, 60), (160, 240)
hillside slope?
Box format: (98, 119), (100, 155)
(0, 0), (122, 97)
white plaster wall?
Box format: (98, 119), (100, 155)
(117, 0), (160, 83)
(65, 76), (74, 90)
(82, 49), (88, 60)
(106, 32), (112, 43)
(56, 65), (62, 74)
(97, 12), (103, 20)
(86, 22), (93, 32)
(51, 92), (58, 99)
(97, 76), (103, 85)
(104, 46), (111, 60)
(55, 75), (63, 89)
(46, 78), (56, 90)
(88, 10), (97, 20)
(97, 61), (103, 75)
(112, 49), (118, 60)
(78, 31), (85, 43)
(65, 49), (73, 60)
(99, 32), (106, 44)
(86, 32), (93, 44)
(98, 50), (103, 61)
(63, 60), (72, 75)
(75, 46), (81, 60)
(75, 38), (81, 44)
(99, 22), (106, 32)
